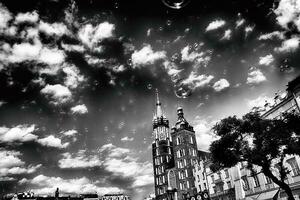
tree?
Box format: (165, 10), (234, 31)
(209, 111), (300, 200)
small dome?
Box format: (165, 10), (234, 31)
(177, 106), (183, 111)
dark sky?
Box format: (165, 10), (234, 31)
(0, 0), (300, 199)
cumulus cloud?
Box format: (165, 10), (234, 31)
(205, 19), (226, 31)
(62, 65), (86, 89)
(275, 37), (300, 53)
(193, 118), (216, 151)
(247, 68), (267, 85)
(58, 150), (103, 169)
(121, 136), (134, 142)
(0, 125), (38, 143)
(39, 48), (65, 65)
(0, 149), (41, 177)
(181, 72), (214, 90)
(259, 54), (274, 66)
(37, 135), (69, 149)
(275, 0), (300, 31)
(180, 46), (211, 66)
(131, 45), (166, 67)
(39, 21), (68, 37)
(70, 104), (88, 115)
(101, 144), (153, 187)
(15, 11), (39, 24)
(0, 3), (12, 30)
(78, 22), (115, 48)
(40, 84), (72, 105)
(62, 129), (77, 137)
(247, 95), (274, 109)
(221, 29), (232, 40)
(213, 78), (230, 92)
(6, 41), (65, 66)
(21, 174), (121, 195)
(258, 31), (285, 40)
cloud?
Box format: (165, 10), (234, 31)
(8, 42), (42, 63)
(258, 31), (285, 40)
(193, 119), (216, 151)
(180, 46), (211, 66)
(0, 3), (12, 30)
(181, 72), (214, 90)
(62, 129), (77, 137)
(21, 174), (122, 195)
(259, 54), (274, 66)
(205, 19), (226, 31)
(39, 21), (68, 37)
(131, 45), (166, 68)
(100, 144), (153, 187)
(40, 84), (72, 105)
(58, 150), (103, 168)
(213, 78), (230, 92)
(247, 95), (274, 109)
(275, 0), (300, 31)
(6, 41), (65, 66)
(37, 135), (69, 149)
(0, 149), (41, 177)
(121, 136), (134, 142)
(39, 48), (65, 65)
(0, 124), (38, 143)
(78, 22), (115, 48)
(15, 11), (39, 24)
(221, 29), (232, 40)
(245, 25), (254, 37)
(246, 68), (267, 85)
(275, 37), (300, 53)
(62, 64), (86, 89)
(70, 104), (88, 115)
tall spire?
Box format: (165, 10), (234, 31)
(155, 89), (163, 117)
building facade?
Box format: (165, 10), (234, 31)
(193, 75), (300, 200)
(151, 91), (199, 200)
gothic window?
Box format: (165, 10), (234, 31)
(176, 137), (181, 145)
(185, 169), (188, 177)
(225, 169), (229, 178)
(286, 158), (300, 176)
(253, 175), (260, 188)
(184, 159), (187, 167)
(186, 180), (190, 189)
(189, 136), (193, 144)
(241, 176), (249, 191)
(265, 175), (272, 184)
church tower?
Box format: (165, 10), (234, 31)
(152, 90), (174, 200)
(171, 107), (199, 199)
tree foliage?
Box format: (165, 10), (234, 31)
(209, 111), (300, 200)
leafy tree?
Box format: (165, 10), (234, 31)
(209, 111), (300, 200)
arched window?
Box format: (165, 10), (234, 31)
(176, 137), (181, 145)
(189, 135), (193, 144)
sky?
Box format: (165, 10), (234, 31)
(0, 0), (300, 199)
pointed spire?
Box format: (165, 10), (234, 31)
(155, 89), (163, 117)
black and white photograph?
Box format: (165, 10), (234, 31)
(0, 0), (300, 200)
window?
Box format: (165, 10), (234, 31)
(184, 159), (187, 167)
(241, 176), (249, 191)
(189, 136), (193, 144)
(225, 169), (229, 178)
(287, 158), (300, 176)
(179, 182), (183, 190)
(202, 172), (205, 180)
(211, 175), (214, 183)
(227, 181), (232, 189)
(204, 183), (207, 189)
(213, 186), (217, 193)
(178, 160), (183, 168)
(176, 137), (181, 145)
(265, 175), (272, 184)
(185, 169), (188, 178)
(186, 180), (190, 189)
(177, 149), (185, 158)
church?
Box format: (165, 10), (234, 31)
(152, 90), (199, 200)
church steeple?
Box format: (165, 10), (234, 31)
(155, 89), (163, 118)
